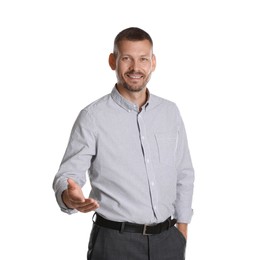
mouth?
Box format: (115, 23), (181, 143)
(126, 72), (144, 80)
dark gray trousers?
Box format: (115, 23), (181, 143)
(87, 224), (186, 260)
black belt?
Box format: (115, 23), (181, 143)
(94, 214), (177, 235)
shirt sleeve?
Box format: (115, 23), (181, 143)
(52, 109), (97, 214)
(174, 109), (195, 223)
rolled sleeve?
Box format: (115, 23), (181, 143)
(174, 110), (195, 223)
(175, 206), (194, 224)
(54, 180), (77, 214)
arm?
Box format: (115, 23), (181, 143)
(175, 109), (195, 225)
(53, 109), (97, 214)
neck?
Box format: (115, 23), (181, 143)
(116, 84), (147, 109)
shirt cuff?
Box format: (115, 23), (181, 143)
(175, 207), (194, 223)
(55, 185), (77, 215)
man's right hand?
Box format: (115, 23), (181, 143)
(62, 178), (99, 213)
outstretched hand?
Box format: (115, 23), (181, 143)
(62, 178), (99, 213)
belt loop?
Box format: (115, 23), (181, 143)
(120, 222), (125, 233)
(92, 212), (97, 223)
(167, 218), (171, 230)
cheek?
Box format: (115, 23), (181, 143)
(117, 63), (127, 73)
(144, 65), (154, 75)
(115, 68), (126, 81)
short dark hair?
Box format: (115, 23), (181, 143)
(113, 27), (153, 54)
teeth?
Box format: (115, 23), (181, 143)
(129, 74), (142, 79)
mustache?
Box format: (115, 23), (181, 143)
(126, 70), (144, 75)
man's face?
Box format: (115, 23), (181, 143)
(110, 40), (156, 92)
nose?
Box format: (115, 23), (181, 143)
(129, 59), (139, 71)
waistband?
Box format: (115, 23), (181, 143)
(93, 213), (177, 235)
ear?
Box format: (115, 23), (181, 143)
(151, 54), (156, 72)
(109, 53), (116, 70)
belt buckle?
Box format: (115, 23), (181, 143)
(142, 225), (152, 235)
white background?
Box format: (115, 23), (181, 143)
(1, 0), (261, 259)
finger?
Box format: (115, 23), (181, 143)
(70, 198), (99, 209)
(76, 200), (99, 212)
(77, 203), (99, 213)
(85, 198), (99, 204)
(70, 198), (96, 205)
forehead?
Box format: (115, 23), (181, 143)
(116, 40), (153, 55)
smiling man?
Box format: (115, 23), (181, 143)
(53, 27), (194, 260)
(110, 36), (156, 94)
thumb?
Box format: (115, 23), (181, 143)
(67, 178), (85, 202)
(67, 178), (79, 190)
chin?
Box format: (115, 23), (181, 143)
(125, 85), (145, 92)
(123, 82), (146, 92)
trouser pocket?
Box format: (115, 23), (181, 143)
(87, 224), (100, 260)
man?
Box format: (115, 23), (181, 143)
(53, 27), (194, 260)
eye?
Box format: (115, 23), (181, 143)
(140, 57), (149, 62)
(121, 56), (130, 61)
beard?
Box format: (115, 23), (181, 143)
(122, 82), (146, 92)
(120, 70), (152, 93)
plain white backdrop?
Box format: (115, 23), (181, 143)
(1, 0), (261, 259)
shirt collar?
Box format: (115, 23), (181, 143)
(111, 85), (150, 112)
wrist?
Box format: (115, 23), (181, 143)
(177, 223), (188, 239)
(62, 189), (74, 209)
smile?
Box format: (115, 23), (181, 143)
(127, 73), (143, 79)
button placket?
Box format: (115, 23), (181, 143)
(137, 112), (159, 218)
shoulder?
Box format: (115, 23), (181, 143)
(71, 93), (111, 127)
(149, 93), (179, 112)
(81, 93), (111, 115)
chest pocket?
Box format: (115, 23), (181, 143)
(155, 132), (177, 167)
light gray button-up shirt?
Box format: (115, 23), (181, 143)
(53, 86), (194, 224)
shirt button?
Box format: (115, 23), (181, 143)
(151, 181), (155, 186)
(146, 159), (150, 163)
(141, 136), (145, 140)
